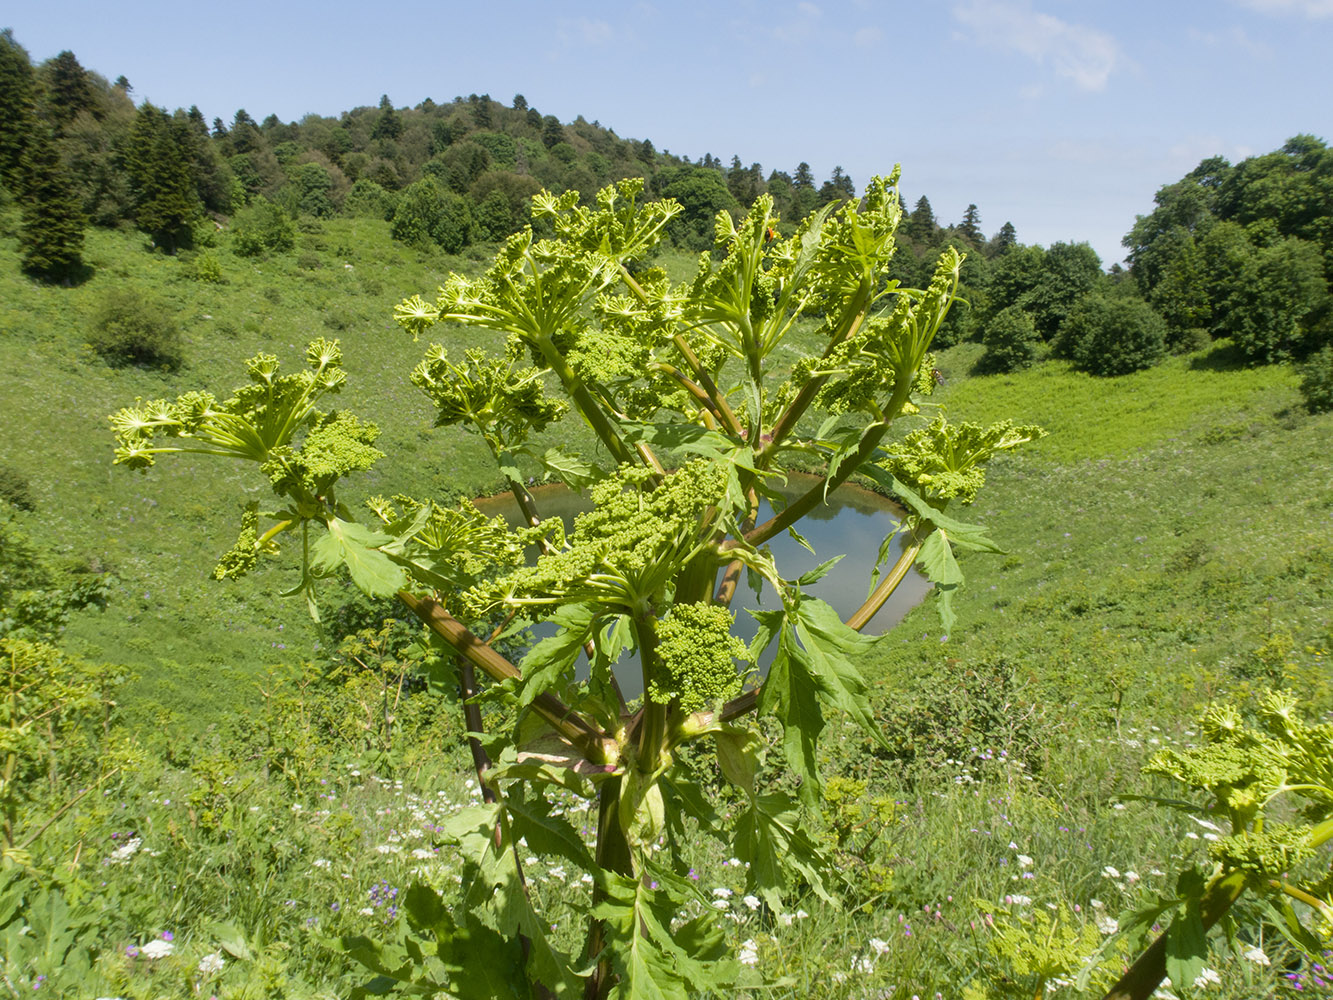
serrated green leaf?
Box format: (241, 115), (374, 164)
(1266, 898), (1325, 957)
(312, 517), (406, 597)
(593, 875), (738, 1000)
(786, 523), (816, 556)
(518, 605), (594, 708)
(916, 529), (962, 586)
(792, 554), (843, 586)
(733, 790), (835, 911)
(792, 597), (888, 751)
(539, 446), (605, 491)
(1164, 898), (1207, 994)
(757, 621), (825, 810)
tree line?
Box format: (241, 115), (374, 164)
(0, 31), (1015, 279)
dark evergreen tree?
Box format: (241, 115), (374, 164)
(512, 94), (528, 112)
(987, 221), (1017, 257)
(471, 95), (493, 130)
(372, 95), (402, 141)
(230, 109), (262, 153)
(0, 29), (37, 193)
(542, 115), (564, 149)
(793, 162), (814, 190)
(906, 195), (937, 242)
(817, 166), (854, 205)
(113, 74), (130, 94)
(18, 125), (85, 281)
(126, 102), (199, 253)
(40, 50), (95, 132)
(959, 203), (983, 245)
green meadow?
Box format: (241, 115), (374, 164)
(2, 208), (1331, 998)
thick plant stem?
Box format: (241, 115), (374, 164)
(397, 593), (613, 763)
(845, 537), (923, 631)
(1100, 871), (1247, 1000)
(586, 775), (634, 1000)
(457, 658), (495, 805)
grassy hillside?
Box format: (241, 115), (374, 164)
(4, 209), (1332, 998)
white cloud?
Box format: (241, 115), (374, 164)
(772, 2), (823, 42)
(557, 17), (615, 46)
(854, 25), (883, 47)
(1231, 0), (1333, 16)
(951, 1), (1120, 91)
(1187, 25), (1272, 58)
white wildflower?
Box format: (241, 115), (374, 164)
(359, 907), (375, 916)
(312, 858), (332, 868)
(1192, 967), (1221, 988)
(742, 894), (761, 911)
(869, 937), (890, 956)
(1016, 854), (1033, 869)
(1096, 914), (1119, 935)
(1191, 817), (1223, 833)
(738, 938), (759, 966)
(1243, 945), (1269, 966)
(105, 837), (142, 865)
(197, 952), (225, 975)
(1102, 865), (1121, 879)
(411, 849), (434, 860)
(712, 887), (733, 898)
(140, 939), (174, 959)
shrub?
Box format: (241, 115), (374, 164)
(0, 465), (34, 511)
(978, 305), (1039, 373)
(1298, 345), (1333, 413)
(88, 288), (184, 369)
(186, 250), (224, 283)
(1057, 294), (1166, 376)
(231, 197), (295, 257)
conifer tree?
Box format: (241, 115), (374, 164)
(988, 220), (1018, 257)
(19, 124), (85, 281)
(126, 102), (199, 253)
(40, 50), (95, 132)
(959, 203), (983, 244)
(0, 29), (37, 193)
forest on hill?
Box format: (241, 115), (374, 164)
(4, 28), (1331, 405)
(2, 25), (1333, 1000)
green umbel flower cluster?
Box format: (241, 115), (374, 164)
(648, 602), (748, 713)
(110, 339), (350, 471)
(878, 416), (1046, 505)
(410, 342), (566, 447)
(1144, 692), (1333, 880)
(485, 460), (730, 616)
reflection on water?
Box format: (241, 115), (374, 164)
(473, 473), (931, 698)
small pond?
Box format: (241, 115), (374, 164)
(473, 472), (931, 697)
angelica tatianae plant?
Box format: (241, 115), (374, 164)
(111, 175), (1031, 999)
(1093, 692), (1333, 1000)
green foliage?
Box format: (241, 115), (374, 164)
(88, 286), (184, 369)
(125, 102), (200, 253)
(111, 173), (987, 998)
(1056, 294), (1167, 376)
(186, 249), (224, 282)
(18, 127), (85, 282)
(1298, 344), (1333, 413)
(0, 29), (36, 194)
(344, 178), (396, 220)
(654, 165), (741, 250)
(0, 466), (33, 511)
(979, 304), (1039, 373)
(231, 195), (295, 256)
(391, 178), (476, 253)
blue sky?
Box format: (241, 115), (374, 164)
(8, 0), (1331, 265)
